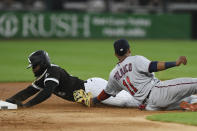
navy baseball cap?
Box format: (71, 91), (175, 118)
(114, 39), (130, 56)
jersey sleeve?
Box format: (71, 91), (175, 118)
(24, 81), (58, 107)
(135, 56), (151, 73)
(44, 67), (60, 85)
(104, 76), (122, 97)
(32, 81), (42, 90)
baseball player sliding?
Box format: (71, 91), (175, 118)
(4, 50), (140, 109)
(75, 39), (197, 111)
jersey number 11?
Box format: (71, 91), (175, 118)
(123, 76), (138, 95)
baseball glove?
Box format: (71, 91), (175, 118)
(73, 89), (92, 107)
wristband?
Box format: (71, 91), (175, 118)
(92, 97), (100, 105)
(165, 62), (176, 69)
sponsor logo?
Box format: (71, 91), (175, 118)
(0, 14), (18, 37)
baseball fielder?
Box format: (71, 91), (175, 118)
(5, 50), (139, 108)
(75, 39), (197, 111)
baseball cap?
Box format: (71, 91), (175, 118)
(114, 39), (130, 56)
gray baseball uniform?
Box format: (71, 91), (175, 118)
(104, 55), (197, 110)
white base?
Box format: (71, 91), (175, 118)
(0, 100), (18, 109)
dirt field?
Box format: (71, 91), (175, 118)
(0, 83), (197, 131)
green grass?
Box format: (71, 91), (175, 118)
(0, 39), (197, 82)
(147, 112), (197, 126)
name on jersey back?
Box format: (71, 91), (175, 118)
(114, 63), (132, 81)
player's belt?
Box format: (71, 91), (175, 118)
(143, 90), (152, 104)
(138, 90), (152, 110)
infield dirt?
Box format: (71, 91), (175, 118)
(0, 83), (197, 131)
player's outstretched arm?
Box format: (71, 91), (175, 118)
(149, 56), (187, 73)
(23, 81), (57, 108)
(6, 85), (39, 107)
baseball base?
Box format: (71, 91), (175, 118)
(0, 100), (17, 110)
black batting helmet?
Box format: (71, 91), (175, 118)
(27, 50), (51, 69)
(27, 50), (51, 77)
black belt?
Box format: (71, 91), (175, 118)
(142, 89), (152, 104)
(139, 90), (152, 110)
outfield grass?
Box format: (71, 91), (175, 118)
(0, 39), (196, 82)
(147, 112), (197, 126)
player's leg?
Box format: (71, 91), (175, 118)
(84, 77), (140, 107)
(165, 96), (194, 110)
(103, 90), (140, 107)
(84, 77), (107, 97)
(147, 78), (197, 110)
(146, 95), (197, 111)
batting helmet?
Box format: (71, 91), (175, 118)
(27, 50), (51, 77)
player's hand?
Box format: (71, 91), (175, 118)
(176, 56), (187, 66)
(6, 98), (23, 107)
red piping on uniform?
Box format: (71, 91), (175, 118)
(155, 82), (197, 88)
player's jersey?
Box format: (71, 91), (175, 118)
(104, 55), (160, 103)
(32, 64), (85, 101)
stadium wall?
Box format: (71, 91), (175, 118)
(192, 11), (197, 39)
(0, 12), (191, 39)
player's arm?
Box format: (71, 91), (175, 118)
(6, 85), (40, 107)
(91, 90), (111, 105)
(149, 56), (187, 73)
(91, 79), (121, 105)
(23, 81), (58, 107)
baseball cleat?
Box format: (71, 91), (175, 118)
(180, 101), (197, 111)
